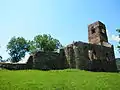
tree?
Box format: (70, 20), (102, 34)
(32, 34), (62, 52)
(27, 40), (36, 53)
(0, 46), (3, 62)
(7, 36), (29, 62)
(116, 29), (120, 53)
(0, 56), (2, 62)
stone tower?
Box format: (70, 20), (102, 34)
(88, 21), (108, 45)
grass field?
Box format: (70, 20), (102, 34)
(0, 69), (120, 90)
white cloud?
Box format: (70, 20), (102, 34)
(106, 29), (120, 42)
(111, 35), (120, 42)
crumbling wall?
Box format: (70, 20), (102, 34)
(89, 44), (117, 72)
(0, 42), (117, 72)
(59, 49), (68, 69)
(88, 21), (108, 45)
(32, 49), (67, 70)
(32, 51), (59, 70)
(0, 63), (26, 70)
(64, 41), (90, 70)
(26, 56), (33, 69)
(0, 49), (67, 70)
(73, 42), (89, 70)
(64, 41), (117, 72)
(64, 44), (76, 68)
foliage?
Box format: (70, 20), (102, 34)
(0, 56), (2, 62)
(0, 56), (2, 60)
(0, 46), (2, 62)
(27, 40), (36, 54)
(116, 58), (120, 71)
(6, 34), (62, 62)
(116, 29), (120, 53)
(30, 34), (62, 53)
(7, 36), (29, 62)
(0, 69), (120, 90)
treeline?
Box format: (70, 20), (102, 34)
(1, 34), (62, 63)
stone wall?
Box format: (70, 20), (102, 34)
(0, 49), (68, 70)
(0, 44), (118, 72)
(88, 21), (108, 44)
(65, 41), (118, 72)
(32, 49), (68, 70)
(26, 56), (33, 69)
(0, 21), (118, 72)
(0, 63), (26, 70)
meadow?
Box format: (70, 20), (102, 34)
(0, 69), (120, 90)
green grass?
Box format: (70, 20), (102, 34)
(0, 69), (120, 90)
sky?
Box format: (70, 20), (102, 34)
(0, 0), (120, 61)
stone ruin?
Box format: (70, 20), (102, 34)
(64, 21), (117, 72)
(0, 21), (118, 72)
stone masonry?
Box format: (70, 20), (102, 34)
(64, 21), (117, 72)
(0, 21), (118, 72)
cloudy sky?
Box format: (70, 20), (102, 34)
(0, 0), (120, 61)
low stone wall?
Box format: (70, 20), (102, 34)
(0, 49), (68, 70)
(87, 60), (117, 72)
(0, 63), (26, 70)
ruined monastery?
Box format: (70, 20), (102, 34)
(0, 21), (118, 72)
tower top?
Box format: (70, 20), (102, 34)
(88, 21), (106, 29)
(88, 21), (108, 45)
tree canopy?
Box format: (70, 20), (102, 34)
(7, 36), (29, 62)
(29, 34), (62, 53)
(0, 56), (2, 62)
(6, 34), (62, 62)
(116, 29), (120, 53)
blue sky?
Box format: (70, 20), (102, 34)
(0, 0), (120, 60)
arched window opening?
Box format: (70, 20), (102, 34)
(91, 28), (95, 34)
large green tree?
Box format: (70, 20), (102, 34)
(7, 36), (29, 62)
(116, 29), (120, 53)
(30, 34), (62, 53)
